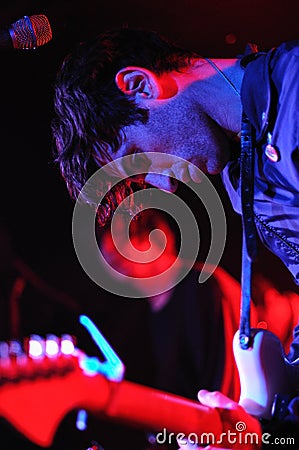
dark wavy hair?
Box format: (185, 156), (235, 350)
(52, 27), (197, 224)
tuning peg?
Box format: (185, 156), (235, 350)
(0, 342), (10, 378)
(9, 340), (23, 357)
(45, 334), (60, 358)
(0, 341), (9, 359)
(60, 334), (75, 355)
(0, 340), (26, 380)
(27, 335), (45, 359)
(0, 340), (24, 360)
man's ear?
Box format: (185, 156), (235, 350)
(115, 66), (161, 101)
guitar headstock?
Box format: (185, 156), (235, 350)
(0, 334), (111, 447)
(0, 323), (225, 449)
(0, 334), (78, 382)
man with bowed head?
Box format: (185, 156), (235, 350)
(52, 27), (299, 447)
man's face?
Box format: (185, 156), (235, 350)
(106, 93), (232, 191)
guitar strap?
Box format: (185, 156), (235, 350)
(239, 113), (257, 349)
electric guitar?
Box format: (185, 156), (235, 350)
(0, 323), (298, 447)
(0, 332), (222, 448)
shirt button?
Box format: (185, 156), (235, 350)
(265, 144), (280, 162)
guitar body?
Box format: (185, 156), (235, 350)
(233, 328), (299, 420)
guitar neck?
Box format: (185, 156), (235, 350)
(0, 359), (222, 447)
(100, 377), (222, 437)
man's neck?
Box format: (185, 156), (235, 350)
(171, 58), (244, 134)
(198, 58), (243, 134)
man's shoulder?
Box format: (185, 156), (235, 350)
(273, 39), (299, 55)
(240, 39), (299, 67)
(240, 39), (298, 141)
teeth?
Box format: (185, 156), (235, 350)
(188, 163), (203, 183)
(144, 173), (178, 192)
(163, 164), (190, 183)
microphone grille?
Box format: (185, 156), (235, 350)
(9, 14), (52, 50)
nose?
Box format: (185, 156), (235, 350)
(144, 173), (178, 192)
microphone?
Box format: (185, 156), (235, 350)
(0, 14), (52, 50)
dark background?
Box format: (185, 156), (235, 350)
(0, 2), (298, 448)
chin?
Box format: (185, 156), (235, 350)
(206, 159), (228, 175)
(211, 149), (231, 174)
